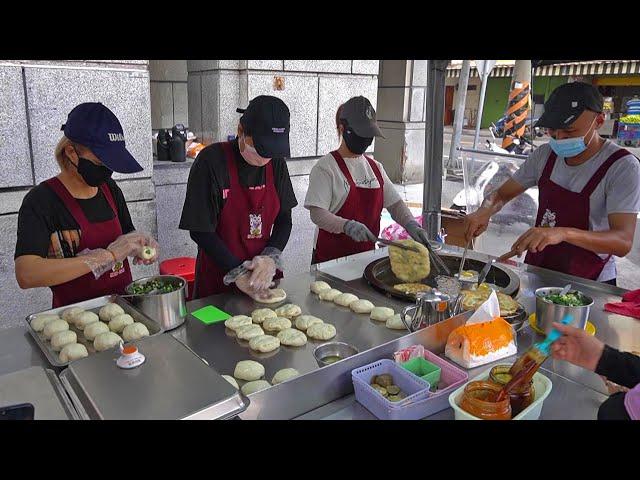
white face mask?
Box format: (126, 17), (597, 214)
(240, 134), (271, 166)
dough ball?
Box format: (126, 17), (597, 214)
(274, 304), (302, 319)
(83, 322), (110, 341)
(389, 239), (430, 282)
(51, 330), (77, 351)
(122, 322), (150, 342)
(44, 319), (69, 339)
(109, 314), (134, 333)
(141, 246), (156, 260)
(251, 308), (277, 324)
(241, 380), (271, 396)
(272, 368), (300, 385)
(59, 343), (88, 363)
(248, 335), (281, 353)
(222, 375), (239, 389)
(75, 312), (100, 331)
(225, 315), (253, 331)
(295, 315), (323, 331)
(254, 288), (287, 304)
(307, 323), (337, 340)
(263, 316), (292, 333)
(350, 300), (375, 314)
(319, 289), (342, 301)
(310, 281), (332, 294)
(370, 307), (395, 322)
(233, 360), (265, 381)
(236, 324), (265, 340)
(334, 293), (359, 307)
(386, 314), (408, 330)
(98, 303), (125, 322)
(31, 314), (60, 332)
(94, 332), (122, 352)
(277, 328), (308, 347)
(61, 307), (85, 324)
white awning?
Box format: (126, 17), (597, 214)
(446, 60), (640, 78)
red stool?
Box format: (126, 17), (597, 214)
(160, 257), (196, 300)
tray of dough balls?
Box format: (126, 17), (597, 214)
(24, 295), (163, 368)
(208, 279), (412, 399)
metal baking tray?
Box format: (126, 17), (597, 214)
(363, 253), (520, 302)
(0, 366), (79, 420)
(25, 295), (164, 368)
(58, 334), (249, 420)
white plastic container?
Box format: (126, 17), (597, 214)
(448, 366), (552, 420)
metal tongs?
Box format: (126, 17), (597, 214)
(376, 238), (421, 253)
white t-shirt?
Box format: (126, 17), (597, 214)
(304, 152), (402, 247)
(512, 140), (640, 281)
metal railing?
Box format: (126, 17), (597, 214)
(457, 146), (529, 160)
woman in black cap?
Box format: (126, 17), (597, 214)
(179, 95), (297, 300)
(14, 102), (159, 308)
(304, 96), (433, 264)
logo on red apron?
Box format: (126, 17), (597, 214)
(248, 213), (263, 239)
(540, 208), (557, 228)
(110, 261), (126, 278)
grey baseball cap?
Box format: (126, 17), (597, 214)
(339, 96), (385, 138)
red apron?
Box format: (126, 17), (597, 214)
(46, 177), (132, 308)
(525, 148), (630, 280)
(313, 151), (384, 264)
(194, 142), (281, 298)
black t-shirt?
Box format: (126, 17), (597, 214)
(179, 139), (298, 233)
(14, 178), (135, 259)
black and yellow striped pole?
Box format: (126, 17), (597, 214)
(502, 60), (532, 151)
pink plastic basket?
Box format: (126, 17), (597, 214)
(352, 359), (432, 420)
(405, 350), (469, 417)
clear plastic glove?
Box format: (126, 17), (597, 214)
(223, 263), (250, 286)
(343, 220), (377, 243)
(131, 233), (160, 266)
(106, 231), (149, 263)
(235, 271), (275, 302)
(244, 247), (282, 291)
(405, 221), (443, 251)
(77, 248), (117, 279)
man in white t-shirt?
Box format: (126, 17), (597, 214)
(465, 82), (640, 285)
(304, 96), (431, 264)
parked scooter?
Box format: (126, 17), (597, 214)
(485, 126), (536, 156)
(451, 156), (539, 226)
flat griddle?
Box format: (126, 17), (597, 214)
(363, 253), (520, 303)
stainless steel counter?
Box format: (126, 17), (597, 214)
(160, 246), (636, 419)
(1, 245), (637, 420)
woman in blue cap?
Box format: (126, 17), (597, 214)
(14, 102), (159, 307)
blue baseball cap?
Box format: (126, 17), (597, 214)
(61, 102), (143, 173)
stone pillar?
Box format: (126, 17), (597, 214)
(374, 60), (428, 184)
(0, 60), (156, 327)
(149, 60), (188, 132)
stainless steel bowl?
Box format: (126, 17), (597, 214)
(124, 275), (187, 331)
(535, 287), (593, 335)
(313, 342), (359, 367)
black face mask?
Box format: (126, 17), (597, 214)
(71, 154), (113, 187)
(343, 127), (373, 155)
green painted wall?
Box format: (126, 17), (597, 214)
(480, 76), (568, 128)
(481, 78), (510, 128)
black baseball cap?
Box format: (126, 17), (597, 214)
(339, 96), (385, 138)
(237, 95), (291, 158)
(535, 82), (604, 130)
(61, 102), (143, 173)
